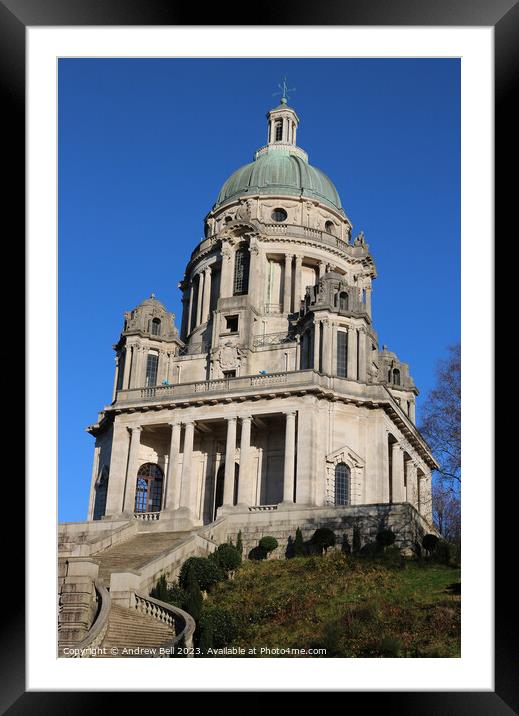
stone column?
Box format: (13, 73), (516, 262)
(237, 416), (252, 506)
(87, 445), (101, 520)
(319, 261), (326, 279)
(223, 417), (237, 506)
(407, 462), (418, 507)
(365, 285), (372, 318)
(202, 266), (212, 322)
(122, 346), (132, 389)
(409, 400), (416, 424)
(358, 329), (367, 382)
(195, 272), (204, 327)
(322, 321), (333, 375)
(178, 421), (195, 513)
(313, 320), (321, 370)
(347, 326), (358, 380)
(111, 355), (120, 402)
(391, 443), (405, 503)
(282, 411), (297, 504)
(105, 422), (131, 516)
(180, 293), (189, 341)
(330, 324), (337, 376)
(293, 255), (302, 313)
(283, 254), (293, 314)
(123, 426), (143, 513)
(186, 281), (194, 335)
(164, 422), (181, 511)
(130, 346), (144, 389)
(248, 244), (262, 308)
(220, 242), (235, 298)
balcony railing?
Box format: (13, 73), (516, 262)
(116, 369), (320, 404)
(252, 332), (297, 349)
(261, 223), (350, 253)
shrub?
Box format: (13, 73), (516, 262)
(432, 539), (453, 565)
(422, 533), (439, 555)
(248, 545), (268, 561)
(235, 530), (243, 558)
(352, 524), (362, 554)
(150, 573), (169, 602)
(311, 528), (336, 554)
(213, 542), (242, 574)
(259, 536), (278, 555)
(198, 616), (214, 655)
(179, 557), (223, 592)
(184, 567), (203, 623)
(376, 529), (396, 548)
(380, 544), (405, 569)
(198, 606), (238, 649)
(167, 584), (188, 609)
(294, 527), (305, 557)
(359, 541), (383, 558)
(341, 534), (351, 555)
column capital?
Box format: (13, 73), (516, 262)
(285, 410), (297, 418)
(285, 253), (295, 261)
(226, 415), (237, 423)
(168, 421), (181, 429)
(204, 265), (212, 275)
(182, 420), (195, 428)
(240, 415), (252, 423)
(128, 425), (143, 434)
(294, 254), (303, 265)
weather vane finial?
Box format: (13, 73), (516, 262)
(273, 76), (296, 105)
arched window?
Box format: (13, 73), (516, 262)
(325, 220), (335, 234)
(393, 368), (401, 385)
(335, 463), (350, 505)
(274, 119), (283, 141)
(233, 246), (250, 295)
(134, 463), (163, 513)
(150, 318), (161, 336)
(116, 349), (126, 391)
(93, 466), (109, 520)
(339, 292), (349, 311)
(145, 353), (159, 387)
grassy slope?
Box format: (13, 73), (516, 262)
(206, 553), (461, 657)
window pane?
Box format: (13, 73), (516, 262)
(145, 354), (159, 386)
(233, 248), (250, 295)
(337, 331), (347, 377)
(335, 463), (350, 505)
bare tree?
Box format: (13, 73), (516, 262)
(432, 481), (461, 543)
(420, 344), (461, 486)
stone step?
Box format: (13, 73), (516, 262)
(99, 605), (174, 657)
(93, 531), (191, 582)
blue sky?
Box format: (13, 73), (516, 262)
(58, 58), (460, 522)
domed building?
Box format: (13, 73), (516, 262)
(59, 96), (438, 654)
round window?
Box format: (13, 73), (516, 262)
(271, 208), (288, 223)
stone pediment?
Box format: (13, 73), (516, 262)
(326, 444), (365, 468)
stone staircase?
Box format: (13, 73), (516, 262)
(94, 531), (191, 585)
(97, 604), (174, 657)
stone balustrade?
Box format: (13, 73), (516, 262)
(248, 504), (278, 512)
(252, 332), (297, 349)
(134, 511), (161, 521)
(134, 593), (196, 656)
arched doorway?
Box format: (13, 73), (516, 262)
(213, 463), (239, 520)
(134, 463), (164, 513)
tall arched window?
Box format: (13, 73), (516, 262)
(274, 119), (283, 141)
(150, 318), (161, 336)
(93, 466), (109, 520)
(393, 369), (401, 385)
(335, 462), (350, 505)
(134, 463), (163, 513)
(116, 349), (126, 391)
(233, 246), (250, 296)
(339, 292), (349, 311)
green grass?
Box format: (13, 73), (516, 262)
(203, 553), (461, 657)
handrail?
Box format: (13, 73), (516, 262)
(68, 583), (111, 657)
(134, 592), (196, 657)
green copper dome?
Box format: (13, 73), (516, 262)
(214, 148), (343, 213)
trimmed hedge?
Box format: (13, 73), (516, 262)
(178, 557), (224, 592)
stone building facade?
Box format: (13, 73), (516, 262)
(86, 98), (437, 533)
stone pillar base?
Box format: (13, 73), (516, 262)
(160, 507), (197, 531)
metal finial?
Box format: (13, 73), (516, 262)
(273, 76), (296, 105)
(150, 292), (156, 299)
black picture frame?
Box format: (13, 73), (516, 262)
(7, 0), (510, 710)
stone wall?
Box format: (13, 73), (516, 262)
(215, 503), (434, 559)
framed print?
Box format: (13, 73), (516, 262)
(5, 0), (513, 709)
